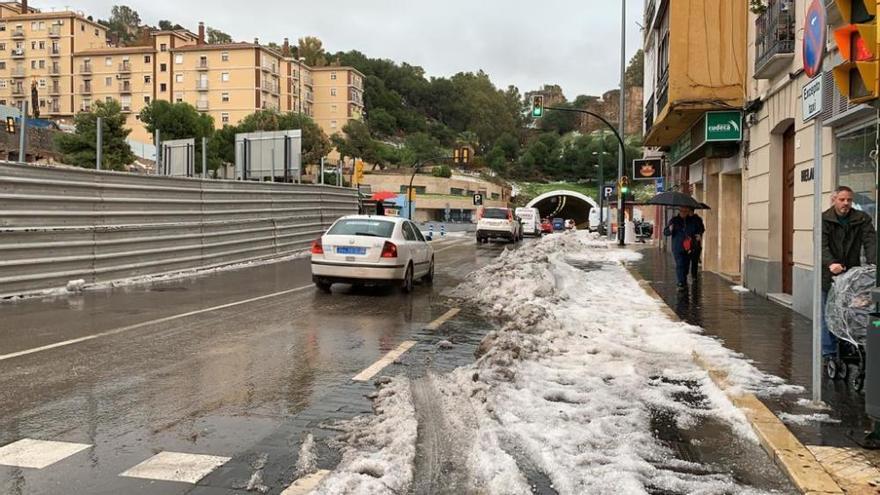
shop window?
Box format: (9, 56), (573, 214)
(837, 125), (878, 221)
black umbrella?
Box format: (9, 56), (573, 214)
(698, 202), (712, 210)
(647, 191), (704, 209)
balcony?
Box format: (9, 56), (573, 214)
(81, 104), (92, 112)
(48, 104), (61, 114)
(118, 62), (132, 73)
(49, 65), (61, 75)
(11, 67), (26, 78)
(49, 47), (61, 57)
(49, 26), (62, 38)
(119, 83), (132, 93)
(644, 95), (655, 134)
(121, 105), (132, 113)
(656, 70), (669, 114)
(196, 60), (209, 71)
(80, 84), (92, 94)
(11, 28), (25, 39)
(196, 80), (209, 91)
(754, 0), (795, 80)
(11, 49), (25, 59)
(262, 81), (279, 94)
(196, 100), (209, 111)
(48, 84), (62, 95)
(80, 64), (92, 74)
(11, 86), (24, 95)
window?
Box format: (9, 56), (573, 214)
(30, 61), (36, 69)
(331, 120), (337, 129)
(38, 41), (44, 50)
(95, 29), (99, 36)
(331, 104), (337, 113)
(121, 95), (131, 107)
(0, 62), (5, 70)
(221, 51), (229, 61)
(0, 80), (5, 89)
(328, 219), (396, 238)
(105, 96), (112, 102)
(221, 112), (229, 124)
(221, 92), (229, 102)
(30, 42), (36, 50)
(221, 72), (229, 82)
(144, 75), (151, 84)
(330, 88), (337, 96)
(175, 54), (183, 64)
(174, 92), (183, 103)
(105, 57), (112, 66)
(105, 77), (112, 87)
(38, 60), (45, 69)
(0, 44), (5, 51)
(0, 24), (5, 32)
(491, 193), (500, 200)
(402, 222), (418, 241)
(175, 73), (183, 83)
(81, 24), (85, 32)
(144, 55), (151, 63)
(160, 43), (167, 52)
(160, 83), (167, 92)
(450, 188), (464, 196)
(330, 71), (337, 80)
(144, 96), (151, 103)
(837, 125), (879, 221)
(160, 63), (167, 72)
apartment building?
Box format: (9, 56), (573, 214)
(0, 0), (108, 117)
(280, 38), (314, 118)
(311, 66), (364, 135)
(643, 0), (748, 283)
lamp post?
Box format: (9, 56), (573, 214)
(408, 155), (451, 220)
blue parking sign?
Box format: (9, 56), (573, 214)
(656, 177), (665, 193)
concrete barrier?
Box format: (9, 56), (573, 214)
(0, 161), (358, 298)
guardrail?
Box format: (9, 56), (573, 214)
(0, 161), (358, 298)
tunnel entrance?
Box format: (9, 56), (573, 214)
(526, 190), (600, 228)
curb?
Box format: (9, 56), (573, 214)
(626, 266), (844, 494)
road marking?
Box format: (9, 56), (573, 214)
(0, 284), (313, 363)
(0, 439), (91, 469)
(434, 238), (472, 254)
(119, 451), (230, 484)
(352, 340), (416, 382)
(425, 308), (460, 331)
(281, 469), (331, 495)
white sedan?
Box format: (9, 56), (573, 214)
(310, 215), (435, 293)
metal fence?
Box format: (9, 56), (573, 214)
(0, 161), (357, 298)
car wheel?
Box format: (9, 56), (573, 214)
(401, 264), (414, 293)
(315, 281), (332, 293)
(422, 257), (435, 284)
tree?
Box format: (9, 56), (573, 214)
(331, 120), (380, 165)
(298, 36), (327, 67)
(157, 20), (183, 31)
(56, 100), (135, 171)
(400, 132), (441, 165)
(432, 164), (452, 178)
(207, 27), (232, 45)
(139, 101), (214, 173)
(625, 49), (645, 88)
(105, 5), (141, 46)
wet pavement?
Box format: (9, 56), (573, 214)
(631, 246), (871, 448)
(0, 235), (513, 495)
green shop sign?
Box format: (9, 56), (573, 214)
(705, 111), (743, 142)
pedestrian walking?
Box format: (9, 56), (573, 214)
(821, 186), (876, 359)
(375, 200), (385, 216)
(663, 206), (705, 290)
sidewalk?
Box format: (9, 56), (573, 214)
(631, 246), (880, 491)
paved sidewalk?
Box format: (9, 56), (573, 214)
(630, 247), (880, 491)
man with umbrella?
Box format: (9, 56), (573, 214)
(651, 192), (706, 290)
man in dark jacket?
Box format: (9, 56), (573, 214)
(664, 206), (706, 289)
(821, 186), (877, 357)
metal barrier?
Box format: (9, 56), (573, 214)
(0, 161), (357, 298)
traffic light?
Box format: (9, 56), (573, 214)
(531, 95), (544, 118)
(5, 116), (15, 134)
(619, 176), (630, 195)
(354, 159), (364, 184)
(833, 1), (879, 103)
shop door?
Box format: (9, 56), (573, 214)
(782, 126), (795, 295)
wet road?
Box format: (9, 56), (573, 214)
(0, 235), (509, 495)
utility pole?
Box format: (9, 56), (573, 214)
(154, 129), (161, 175)
(95, 116), (103, 171)
(617, 0), (627, 247)
(202, 137), (207, 179)
(320, 156), (325, 185)
(18, 101), (28, 163)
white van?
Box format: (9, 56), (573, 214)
(589, 207), (610, 232)
(515, 207), (542, 236)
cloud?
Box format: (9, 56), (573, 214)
(36, 0), (644, 98)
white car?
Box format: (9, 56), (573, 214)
(310, 215), (434, 293)
(476, 207), (522, 243)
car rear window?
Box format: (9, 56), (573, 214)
(327, 219), (396, 238)
(482, 208), (510, 219)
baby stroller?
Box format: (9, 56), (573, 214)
(825, 266), (876, 392)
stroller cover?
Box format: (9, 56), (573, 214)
(826, 265), (876, 346)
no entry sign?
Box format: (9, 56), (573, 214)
(803, 0), (827, 79)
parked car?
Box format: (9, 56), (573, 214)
(515, 207), (542, 236)
(310, 216), (434, 294)
(565, 219), (577, 231)
(552, 218), (566, 231)
(476, 207), (523, 243)
(541, 218), (554, 234)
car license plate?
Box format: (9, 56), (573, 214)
(337, 246), (366, 255)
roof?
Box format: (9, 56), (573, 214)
(75, 46), (156, 56)
(173, 42), (283, 58)
(311, 66), (364, 77)
(4, 10), (106, 30)
(151, 30), (198, 41)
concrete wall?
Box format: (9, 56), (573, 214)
(0, 161), (357, 298)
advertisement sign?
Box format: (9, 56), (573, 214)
(705, 111), (743, 142)
(633, 158), (662, 180)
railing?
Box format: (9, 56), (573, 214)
(49, 65), (61, 75)
(48, 104), (61, 113)
(196, 100), (209, 111)
(48, 26), (62, 37)
(11, 67), (26, 78)
(81, 104), (92, 112)
(80, 64), (92, 74)
(196, 60), (209, 70)
(196, 80), (209, 90)
(80, 84), (92, 94)
(656, 70), (669, 113)
(262, 81), (279, 93)
(118, 83), (132, 93)
(644, 95), (655, 133)
(11, 49), (25, 58)
(48, 85), (62, 95)
(11, 87), (24, 95)
(121, 105), (132, 113)
(118, 62), (132, 72)
(755, 0), (795, 73)
(11, 28), (25, 38)
(262, 64), (278, 74)
(49, 47), (61, 56)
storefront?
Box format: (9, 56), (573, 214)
(835, 122), (878, 221)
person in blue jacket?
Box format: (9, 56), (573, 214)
(663, 206), (706, 289)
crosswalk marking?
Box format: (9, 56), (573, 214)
(352, 340), (416, 382)
(281, 469), (331, 494)
(0, 438), (91, 469)
(119, 451), (230, 484)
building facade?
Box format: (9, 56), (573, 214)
(0, 1), (362, 144)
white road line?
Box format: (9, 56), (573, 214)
(0, 439), (91, 469)
(119, 451), (230, 484)
(281, 469), (331, 495)
(0, 284), (313, 363)
(425, 308), (461, 331)
(352, 340), (416, 382)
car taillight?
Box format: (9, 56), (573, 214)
(381, 241), (398, 258)
(311, 238), (324, 255)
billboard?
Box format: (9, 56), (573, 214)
(159, 138), (195, 177)
(235, 129), (302, 181)
(633, 158), (662, 180)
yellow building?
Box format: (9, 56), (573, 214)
(643, 0), (748, 282)
(310, 66), (364, 136)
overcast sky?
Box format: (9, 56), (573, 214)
(35, 0), (645, 99)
